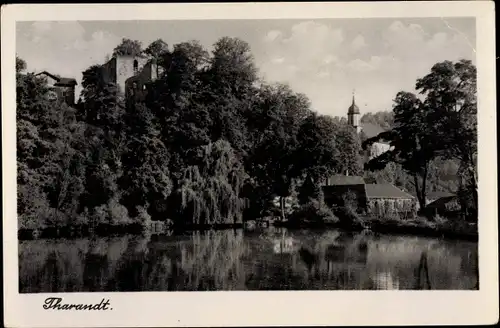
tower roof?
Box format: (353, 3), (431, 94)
(348, 94), (360, 114)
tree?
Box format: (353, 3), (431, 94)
(77, 63), (127, 216)
(144, 39), (170, 76)
(119, 102), (173, 218)
(113, 38), (143, 57)
(415, 59), (477, 213)
(364, 91), (439, 209)
(294, 114), (341, 182)
(17, 65), (89, 229)
(332, 120), (363, 176)
(298, 174), (322, 205)
(208, 37), (258, 97)
(363, 59), (477, 214)
(247, 83), (310, 221)
(169, 140), (248, 226)
(16, 56), (27, 73)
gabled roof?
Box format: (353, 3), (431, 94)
(427, 191), (455, 200)
(365, 184), (415, 199)
(35, 71), (77, 86)
(56, 77), (77, 86)
(326, 175), (365, 186)
(426, 195), (459, 209)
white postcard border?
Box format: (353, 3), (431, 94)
(2, 2), (498, 327)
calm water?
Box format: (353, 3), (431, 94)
(19, 228), (478, 292)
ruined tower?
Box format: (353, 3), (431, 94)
(101, 54), (157, 96)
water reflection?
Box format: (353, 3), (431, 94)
(19, 229), (478, 292)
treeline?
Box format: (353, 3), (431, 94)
(17, 37), (362, 232)
(362, 59), (477, 219)
(16, 37), (477, 234)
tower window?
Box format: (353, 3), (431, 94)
(133, 59), (138, 73)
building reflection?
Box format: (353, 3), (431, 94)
(273, 237), (296, 254)
(373, 271), (400, 290)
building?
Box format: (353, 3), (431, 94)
(322, 175), (417, 218)
(100, 54), (158, 100)
(35, 71), (77, 106)
(347, 93), (391, 159)
(323, 175), (367, 210)
(422, 194), (461, 218)
(365, 183), (416, 218)
(425, 191), (456, 205)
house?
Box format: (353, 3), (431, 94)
(322, 175), (417, 218)
(100, 54), (158, 101)
(35, 71), (77, 106)
(322, 175), (367, 209)
(365, 183), (416, 218)
(423, 194), (461, 218)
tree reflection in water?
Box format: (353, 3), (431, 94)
(19, 229), (478, 292)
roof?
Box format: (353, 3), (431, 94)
(56, 77), (77, 86)
(35, 71), (77, 86)
(361, 122), (386, 139)
(348, 95), (360, 114)
(427, 191), (455, 200)
(326, 175), (365, 186)
(365, 184), (415, 199)
(426, 195), (459, 209)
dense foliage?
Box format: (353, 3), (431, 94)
(16, 37), (477, 233)
(363, 60), (477, 219)
(17, 38), (363, 231)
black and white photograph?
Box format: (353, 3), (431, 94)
(2, 2), (497, 327)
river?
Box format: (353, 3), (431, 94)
(19, 228), (478, 292)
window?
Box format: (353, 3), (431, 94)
(133, 59), (138, 73)
(47, 89), (57, 101)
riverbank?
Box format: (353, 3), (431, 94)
(359, 217), (478, 242)
(18, 215), (477, 242)
(277, 216), (478, 242)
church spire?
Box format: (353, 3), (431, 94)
(348, 88), (361, 134)
(348, 89), (360, 115)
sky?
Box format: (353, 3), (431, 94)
(16, 18), (476, 117)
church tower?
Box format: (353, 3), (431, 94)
(347, 92), (361, 134)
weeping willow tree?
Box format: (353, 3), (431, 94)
(173, 140), (248, 225)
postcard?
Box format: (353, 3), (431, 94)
(2, 2), (498, 327)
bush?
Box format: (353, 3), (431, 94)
(432, 213), (449, 226)
(332, 205), (365, 229)
(18, 183), (52, 230)
(91, 205), (109, 226)
(290, 198), (339, 225)
(108, 198), (132, 226)
(135, 205), (152, 230)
